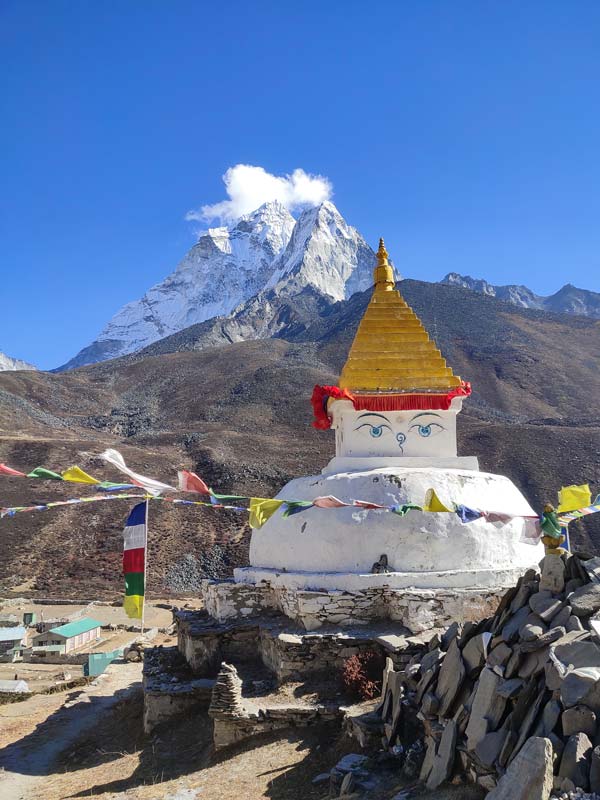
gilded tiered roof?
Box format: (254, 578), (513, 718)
(339, 239), (463, 393)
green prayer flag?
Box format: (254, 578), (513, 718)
(282, 500), (313, 518)
(27, 467), (63, 481)
(392, 503), (422, 516)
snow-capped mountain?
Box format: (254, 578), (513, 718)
(265, 202), (375, 301)
(442, 273), (600, 318)
(60, 200), (376, 370)
(0, 351), (36, 372)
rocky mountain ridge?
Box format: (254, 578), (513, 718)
(442, 273), (600, 318)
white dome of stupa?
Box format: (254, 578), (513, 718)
(235, 239), (544, 595)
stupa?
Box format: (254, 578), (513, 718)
(204, 240), (544, 631)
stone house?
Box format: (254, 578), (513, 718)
(31, 617), (102, 655)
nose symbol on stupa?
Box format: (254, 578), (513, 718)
(396, 432), (406, 446)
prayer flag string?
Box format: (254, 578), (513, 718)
(1, 452), (598, 538)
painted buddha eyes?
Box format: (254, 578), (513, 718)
(356, 422), (392, 438)
(353, 413), (446, 442)
(410, 422), (444, 438)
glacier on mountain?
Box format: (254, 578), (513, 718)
(61, 200), (377, 369)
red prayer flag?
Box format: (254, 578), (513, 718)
(178, 470), (210, 495)
(0, 463), (26, 477)
(352, 500), (389, 510)
(312, 495), (351, 509)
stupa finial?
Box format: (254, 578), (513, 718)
(374, 237), (395, 290)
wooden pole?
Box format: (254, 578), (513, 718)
(141, 498), (149, 636)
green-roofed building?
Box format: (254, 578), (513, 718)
(31, 617), (102, 654)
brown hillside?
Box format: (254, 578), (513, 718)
(0, 282), (599, 597)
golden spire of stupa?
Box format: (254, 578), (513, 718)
(339, 239), (463, 393)
(373, 238), (395, 291)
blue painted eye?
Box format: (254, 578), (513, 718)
(409, 421), (444, 438)
(355, 422), (392, 438)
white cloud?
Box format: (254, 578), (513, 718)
(186, 164), (333, 223)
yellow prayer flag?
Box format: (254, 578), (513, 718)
(248, 498), (284, 529)
(423, 488), (452, 513)
(557, 484), (591, 514)
(123, 595), (144, 619)
(61, 465), (100, 485)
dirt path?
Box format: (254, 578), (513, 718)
(0, 660), (142, 800)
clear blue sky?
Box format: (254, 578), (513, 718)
(2, 1), (600, 369)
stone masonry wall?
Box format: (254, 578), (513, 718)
(259, 628), (384, 681)
(201, 579), (505, 634)
(143, 645), (215, 733)
(177, 613), (260, 675)
(208, 662), (341, 749)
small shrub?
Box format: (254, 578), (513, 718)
(341, 649), (384, 701)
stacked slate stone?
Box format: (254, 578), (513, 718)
(386, 554), (600, 799)
(208, 662), (246, 719)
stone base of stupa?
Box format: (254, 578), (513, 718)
(200, 577), (506, 633)
(205, 465), (544, 631)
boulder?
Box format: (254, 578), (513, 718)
(581, 556), (600, 585)
(421, 692), (439, 717)
(508, 684), (548, 762)
(548, 732), (565, 766)
(497, 677), (524, 699)
(561, 704), (597, 737)
(510, 581), (533, 614)
(529, 591), (563, 623)
(426, 719), (458, 790)
(504, 646), (522, 679)
(419, 736), (436, 782)
(567, 615), (585, 632)
(440, 621), (460, 651)
(518, 646), (550, 679)
(465, 668), (506, 751)
(569, 584), (600, 617)
(475, 724), (510, 768)
(561, 668), (600, 711)
(416, 664), (440, 705)
(502, 606), (531, 644)
(539, 554), (566, 594)
(558, 731), (592, 790)
(487, 642), (512, 669)
(520, 626), (566, 653)
(462, 633), (487, 675)
(420, 647), (443, 674)
(435, 639), (465, 718)
(534, 699), (561, 737)
(551, 605), (572, 630)
(565, 578), (584, 595)
(545, 659), (563, 691)
(590, 745), (600, 793)
(552, 637), (600, 673)
(520, 622), (547, 642)
(486, 737), (554, 800)
(339, 772), (356, 795)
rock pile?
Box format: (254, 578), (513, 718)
(208, 662), (246, 718)
(379, 553), (600, 798)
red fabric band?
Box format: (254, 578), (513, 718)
(311, 382), (472, 429)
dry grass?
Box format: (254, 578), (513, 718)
(26, 695), (485, 800)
